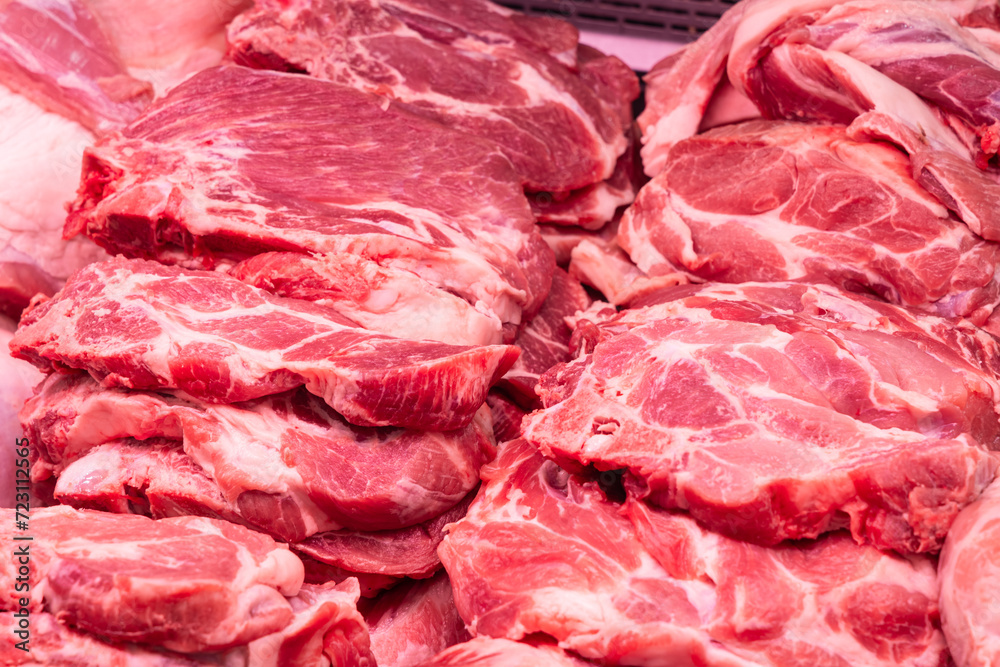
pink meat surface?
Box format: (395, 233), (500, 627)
(0, 506), (304, 653)
(227, 0), (635, 194)
(415, 638), (593, 666)
(65, 65), (554, 339)
(21, 373), (493, 540)
(939, 479), (1000, 666)
(364, 571), (470, 667)
(523, 282), (1000, 552)
(620, 120), (1000, 324)
(440, 439), (947, 665)
(499, 267), (593, 406)
(10, 258), (518, 431)
(0, 0), (151, 134)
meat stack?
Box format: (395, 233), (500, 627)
(5, 0), (1000, 665)
(2, 0), (640, 664)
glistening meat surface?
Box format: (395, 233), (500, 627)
(0, 506), (304, 653)
(227, 0), (635, 194)
(439, 439), (947, 665)
(65, 65), (553, 340)
(523, 282), (1000, 552)
(10, 258), (518, 431)
(620, 120), (1000, 324)
(22, 373), (494, 541)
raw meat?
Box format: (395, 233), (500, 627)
(0, 248), (58, 319)
(416, 638), (593, 667)
(523, 282), (1000, 552)
(230, 253), (504, 346)
(640, 0), (1000, 241)
(939, 478), (1000, 666)
(440, 439), (947, 665)
(485, 390), (527, 442)
(50, 439), (254, 529)
(499, 267), (592, 406)
(227, 0), (635, 194)
(0, 86), (107, 283)
(251, 579), (375, 667)
(65, 65), (553, 341)
(22, 373), (493, 540)
(295, 491), (477, 580)
(0, 581), (375, 666)
(364, 571), (470, 667)
(625, 500), (946, 666)
(0, 321), (42, 509)
(0, 505), (303, 652)
(527, 126), (643, 230)
(0, 612), (221, 666)
(620, 120), (1000, 323)
(10, 258), (518, 431)
(0, 0), (151, 134)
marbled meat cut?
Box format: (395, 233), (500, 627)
(624, 500), (947, 666)
(22, 373), (493, 541)
(415, 638), (593, 667)
(229, 252), (505, 346)
(0, 580), (376, 666)
(620, 120), (1000, 324)
(10, 258), (518, 431)
(639, 0), (1000, 241)
(439, 439), (947, 666)
(939, 478), (1000, 667)
(498, 267), (592, 406)
(0, 506), (304, 653)
(523, 282), (1000, 552)
(227, 0), (636, 194)
(0, 0), (152, 134)
(295, 490), (477, 581)
(65, 64), (554, 342)
(364, 571), (470, 667)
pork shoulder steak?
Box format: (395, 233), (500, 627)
(939, 478), (1000, 667)
(64, 65), (553, 344)
(227, 0), (635, 195)
(523, 282), (1000, 552)
(0, 506), (303, 653)
(620, 120), (1000, 325)
(439, 439), (947, 665)
(10, 258), (518, 431)
(22, 373), (493, 541)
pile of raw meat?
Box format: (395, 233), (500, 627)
(4, 0), (1000, 664)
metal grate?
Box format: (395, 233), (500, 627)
(495, 0), (737, 42)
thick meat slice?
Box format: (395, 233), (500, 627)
(296, 491), (477, 580)
(499, 267), (592, 406)
(364, 572), (470, 667)
(22, 373), (493, 540)
(0, 506), (303, 653)
(227, 0), (635, 194)
(415, 638), (593, 667)
(440, 439), (947, 665)
(420, 637), (594, 667)
(10, 258), (518, 431)
(65, 65), (553, 338)
(229, 252), (504, 346)
(50, 440), (251, 529)
(0, 0), (151, 134)
(0, 322), (42, 508)
(620, 120), (1000, 324)
(627, 501), (945, 666)
(0, 581), (375, 666)
(641, 0), (1000, 240)
(939, 479), (1000, 667)
(523, 282), (1000, 552)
